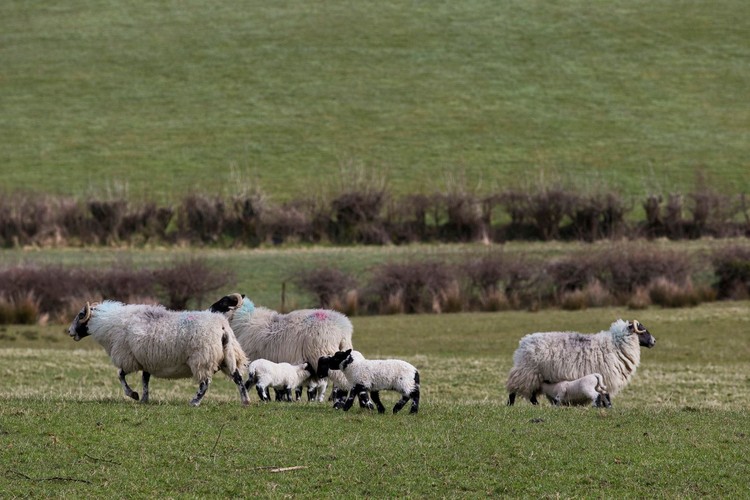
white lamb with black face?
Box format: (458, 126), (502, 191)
(318, 349), (420, 415)
(246, 359), (314, 402)
(67, 301), (249, 407)
(541, 373), (611, 408)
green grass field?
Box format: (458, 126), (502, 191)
(1, 303), (749, 497)
(2, 0), (749, 200)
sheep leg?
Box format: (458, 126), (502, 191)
(369, 391), (386, 414)
(118, 369), (139, 401)
(232, 369), (249, 406)
(296, 387), (303, 401)
(358, 391), (375, 410)
(256, 385), (270, 402)
(507, 392), (516, 406)
(393, 395), (410, 414)
(530, 392), (540, 405)
(342, 384), (366, 412)
(332, 388), (348, 409)
(140, 372), (151, 404)
(190, 379), (210, 407)
(409, 388), (420, 414)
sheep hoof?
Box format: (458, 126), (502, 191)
(130, 392), (139, 401)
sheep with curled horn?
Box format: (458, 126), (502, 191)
(68, 300), (249, 406)
(506, 319), (656, 406)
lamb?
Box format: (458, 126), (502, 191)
(68, 301), (249, 407)
(208, 293), (371, 408)
(541, 373), (611, 408)
(246, 359), (314, 402)
(294, 377), (328, 402)
(318, 349), (420, 414)
(506, 319), (655, 406)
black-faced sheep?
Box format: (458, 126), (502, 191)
(506, 319), (655, 406)
(318, 349), (420, 415)
(246, 359), (314, 402)
(541, 373), (611, 408)
(68, 301), (249, 407)
(209, 293), (372, 408)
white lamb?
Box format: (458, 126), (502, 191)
(209, 293), (372, 408)
(68, 301), (249, 407)
(246, 359), (314, 402)
(506, 319), (656, 406)
(318, 349), (420, 414)
(541, 373), (611, 407)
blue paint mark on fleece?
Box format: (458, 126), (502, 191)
(238, 297), (256, 317)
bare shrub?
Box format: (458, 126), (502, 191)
(560, 290), (588, 310)
(642, 194), (663, 239)
(260, 200), (316, 245)
(647, 277), (706, 308)
(628, 287), (651, 310)
(605, 245), (692, 296)
(462, 253), (538, 310)
(712, 246), (750, 299)
(293, 267), (357, 309)
(368, 261), (456, 314)
(567, 191), (629, 241)
(154, 258), (235, 310)
(88, 199), (127, 244)
(177, 194), (227, 244)
(328, 165), (389, 244)
(120, 202), (174, 243)
(385, 194), (435, 244)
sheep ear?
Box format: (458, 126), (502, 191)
(345, 349), (352, 356)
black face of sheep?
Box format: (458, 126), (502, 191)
(208, 293), (245, 313)
(629, 320), (656, 348)
(68, 303), (93, 341)
(324, 349), (353, 372)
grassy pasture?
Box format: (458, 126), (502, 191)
(1, 302), (749, 497)
(2, 0), (749, 200)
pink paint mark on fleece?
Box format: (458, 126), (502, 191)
(184, 314), (197, 321)
(313, 311), (329, 321)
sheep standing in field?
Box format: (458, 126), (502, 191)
(209, 293), (372, 408)
(506, 319), (656, 406)
(68, 301), (249, 407)
(541, 373), (611, 408)
(318, 349), (420, 415)
(246, 359), (314, 402)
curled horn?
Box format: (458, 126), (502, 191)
(229, 293), (244, 309)
(82, 302), (92, 323)
(632, 319), (646, 334)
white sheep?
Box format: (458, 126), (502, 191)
(506, 319), (656, 406)
(294, 377), (329, 402)
(541, 373), (611, 408)
(246, 359), (314, 402)
(318, 349), (420, 414)
(209, 293), (372, 408)
(68, 301), (249, 407)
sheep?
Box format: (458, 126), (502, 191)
(506, 319), (655, 406)
(294, 377), (328, 402)
(208, 293), (372, 409)
(246, 359), (314, 402)
(541, 373), (611, 408)
(317, 349), (420, 414)
(68, 300), (250, 407)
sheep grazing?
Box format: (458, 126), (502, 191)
(68, 301), (250, 407)
(246, 359), (315, 402)
(506, 319), (656, 406)
(541, 373), (611, 408)
(318, 349), (420, 415)
(208, 293), (371, 408)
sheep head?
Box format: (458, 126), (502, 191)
(68, 302), (94, 341)
(208, 293), (245, 317)
(628, 319), (656, 348)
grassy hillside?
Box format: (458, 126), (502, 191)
(1, 303), (748, 496)
(1, 0), (748, 201)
